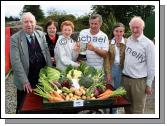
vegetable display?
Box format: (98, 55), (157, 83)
(33, 62), (126, 103)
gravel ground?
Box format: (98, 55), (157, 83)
(5, 75), (155, 114)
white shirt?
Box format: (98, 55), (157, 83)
(111, 37), (125, 64)
(122, 34), (155, 87)
(54, 35), (79, 71)
(79, 29), (109, 70)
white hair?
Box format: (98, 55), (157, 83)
(129, 16), (145, 29)
(20, 12), (36, 24)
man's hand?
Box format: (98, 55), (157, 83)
(86, 42), (107, 58)
(87, 42), (95, 51)
(145, 86), (153, 96)
(23, 81), (32, 93)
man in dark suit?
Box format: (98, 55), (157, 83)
(10, 12), (52, 113)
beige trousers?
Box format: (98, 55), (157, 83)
(122, 76), (147, 114)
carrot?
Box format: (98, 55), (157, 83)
(52, 91), (62, 99)
(96, 94), (110, 100)
(52, 97), (64, 102)
(97, 89), (113, 97)
(50, 92), (56, 97)
(48, 97), (55, 103)
(48, 96), (64, 103)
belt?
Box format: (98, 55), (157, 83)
(122, 74), (146, 79)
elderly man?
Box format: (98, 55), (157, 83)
(122, 16), (155, 114)
(79, 14), (109, 70)
(10, 12), (52, 113)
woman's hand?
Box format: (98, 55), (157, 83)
(107, 74), (112, 83)
(51, 57), (55, 64)
(73, 42), (80, 52)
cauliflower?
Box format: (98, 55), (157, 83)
(67, 69), (82, 80)
(67, 69), (82, 89)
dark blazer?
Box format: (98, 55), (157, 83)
(10, 30), (52, 90)
(45, 33), (59, 57)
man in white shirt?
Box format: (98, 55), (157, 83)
(79, 14), (109, 70)
(122, 16), (155, 114)
(78, 14), (109, 114)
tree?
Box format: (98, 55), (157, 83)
(5, 16), (20, 22)
(144, 13), (155, 40)
(75, 15), (89, 31)
(45, 10), (78, 31)
(101, 12), (117, 39)
(91, 5), (155, 28)
(20, 5), (44, 22)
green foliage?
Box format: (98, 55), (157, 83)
(65, 65), (75, 75)
(39, 66), (61, 83)
(75, 15), (89, 31)
(5, 16), (19, 22)
(45, 9), (90, 32)
(45, 10), (76, 31)
(77, 61), (88, 74)
(144, 13), (155, 40)
(101, 12), (117, 39)
(92, 5), (155, 38)
(20, 5), (45, 22)
(79, 76), (94, 88)
(92, 5), (155, 27)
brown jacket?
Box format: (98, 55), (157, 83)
(103, 39), (126, 76)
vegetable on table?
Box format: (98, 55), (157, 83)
(33, 85), (64, 103)
(66, 69), (82, 89)
(97, 87), (126, 100)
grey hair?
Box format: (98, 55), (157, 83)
(129, 16), (145, 29)
(20, 12), (36, 24)
(89, 13), (103, 25)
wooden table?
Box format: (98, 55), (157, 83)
(19, 85), (130, 114)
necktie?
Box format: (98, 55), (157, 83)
(30, 35), (35, 48)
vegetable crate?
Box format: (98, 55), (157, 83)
(43, 98), (115, 109)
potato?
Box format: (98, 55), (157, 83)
(80, 86), (85, 89)
(70, 87), (76, 93)
(65, 95), (70, 101)
(79, 88), (86, 95)
(75, 89), (82, 96)
(69, 93), (73, 98)
(63, 93), (67, 96)
(81, 89), (86, 95)
(81, 95), (87, 100)
(91, 97), (96, 100)
(86, 96), (91, 100)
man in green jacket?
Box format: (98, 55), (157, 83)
(10, 12), (52, 113)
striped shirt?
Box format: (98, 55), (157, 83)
(79, 29), (109, 70)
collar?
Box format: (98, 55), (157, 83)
(89, 28), (101, 36)
(25, 32), (35, 39)
(111, 37), (125, 44)
(60, 35), (71, 40)
(25, 32), (34, 43)
(131, 33), (144, 42)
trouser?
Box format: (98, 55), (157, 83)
(111, 64), (122, 89)
(110, 64), (122, 114)
(16, 89), (25, 114)
(122, 75), (147, 114)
